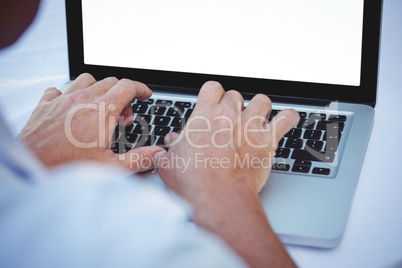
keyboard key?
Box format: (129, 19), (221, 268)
(312, 167), (331, 175)
(155, 136), (167, 149)
(325, 142), (339, 152)
(278, 138), (285, 147)
(153, 116), (171, 126)
(174, 101), (192, 109)
(136, 99), (154, 105)
(303, 129), (322, 140)
(132, 104), (149, 114)
(323, 132), (342, 142)
(122, 133), (138, 144)
(316, 121), (345, 132)
(116, 123), (134, 132)
(298, 112), (307, 119)
(272, 163), (290, 171)
(172, 127), (183, 134)
(133, 124), (152, 134)
(135, 135), (153, 147)
(156, 99), (173, 105)
(149, 106), (166, 115)
(166, 107), (183, 117)
(298, 118), (315, 129)
(134, 114), (152, 124)
(285, 138), (303, 149)
(316, 121), (328, 130)
(305, 140), (324, 151)
(294, 160), (311, 166)
(153, 126), (171, 136)
(309, 113), (326, 120)
(332, 122), (344, 132)
(110, 142), (132, 154)
(291, 149), (317, 161)
(184, 109), (193, 119)
(110, 142), (119, 153)
(111, 130), (120, 143)
(285, 128), (302, 138)
(292, 160), (312, 173)
(291, 149), (335, 163)
(328, 114), (347, 122)
(275, 148), (290, 158)
(171, 117), (185, 127)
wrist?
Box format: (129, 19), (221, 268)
(190, 179), (264, 229)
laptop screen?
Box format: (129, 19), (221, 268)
(81, 0), (364, 87)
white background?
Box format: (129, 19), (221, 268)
(0, 0), (401, 267)
(82, 0), (363, 86)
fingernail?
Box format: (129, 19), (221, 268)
(154, 150), (165, 164)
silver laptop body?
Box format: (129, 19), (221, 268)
(64, 0), (383, 248)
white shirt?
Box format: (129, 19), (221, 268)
(0, 115), (246, 268)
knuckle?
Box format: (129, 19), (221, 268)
(66, 90), (88, 104)
(119, 78), (134, 85)
(100, 77), (119, 90)
(213, 105), (237, 119)
(105, 76), (119, 84)
(45, 87), (57, 92)
(256, 94), (272, 106)
(226, 90), (243, 100)
(119, 79), (139, 90)
(204, 81), (223, 90)
(79, 73), (96, 81)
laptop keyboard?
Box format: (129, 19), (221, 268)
(111, 98), (194, 153)
(111, 97), (348, 177)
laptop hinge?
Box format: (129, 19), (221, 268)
(148, 84), (331, 107)
(241, 93), (331, 107)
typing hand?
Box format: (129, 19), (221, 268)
(154, 81), (299, 268)
(19, 73), (164, 171)
(155, 81), (299, 199)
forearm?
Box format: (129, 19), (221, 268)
(191, 182), (296, 268)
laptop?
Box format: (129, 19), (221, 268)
(64, 0), (383, 248)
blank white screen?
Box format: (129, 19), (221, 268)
(82, 0), (364, 86)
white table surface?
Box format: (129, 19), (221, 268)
(0, 0), (401, 267)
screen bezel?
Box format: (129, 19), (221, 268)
(66, 0), (382, 107)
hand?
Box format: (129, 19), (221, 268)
(154, 81), (299, 268)
(19, 73), (165, 171)
(155, 81), (299, 202)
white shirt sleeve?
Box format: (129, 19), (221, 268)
(0, 163), (247, 268)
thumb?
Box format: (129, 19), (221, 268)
(164, 132), (181, 149)
(153, 149), (168, 169)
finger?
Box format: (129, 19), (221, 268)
(196, 81), (225, 108)
(100, 79), (152, 116)
(164, 132), (181, 149)
(153, 150), (168, 172)
(64, 73), (97, 94)
(39, 87), (62, 103)
(86, 77), (119, 97)
(118, 104), (134, 126)
(219, 90), (244, 110)
(243, 94), (272, 125)
(116, 146), (166, 173)
(268, 109), (300, 142)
